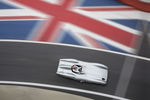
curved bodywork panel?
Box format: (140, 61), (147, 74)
(56, 59), (108, 84)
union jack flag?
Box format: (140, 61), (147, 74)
(0, 0), (149, 54)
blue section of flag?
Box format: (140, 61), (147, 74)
(59, 31), (84, 46)
(110, 19), (141, 30)
(97, 40), (129, 53)
(0, 1), (17, 9)
(0, 20), (38, 39)
(80, 0), (125, 6)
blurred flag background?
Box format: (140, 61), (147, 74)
(0, 0), (149, 55)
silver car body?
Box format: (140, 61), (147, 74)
(56, 59), (108, 84)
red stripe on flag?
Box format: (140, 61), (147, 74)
(0, 16), (41, 20)
(14, 0), (138, 47)
(119, 0), (150, 12)
(36, 0), (75, 41)
(61, 0), (77, 9)
(37, 18), (60, 41)
(78, 7), (136, 11)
